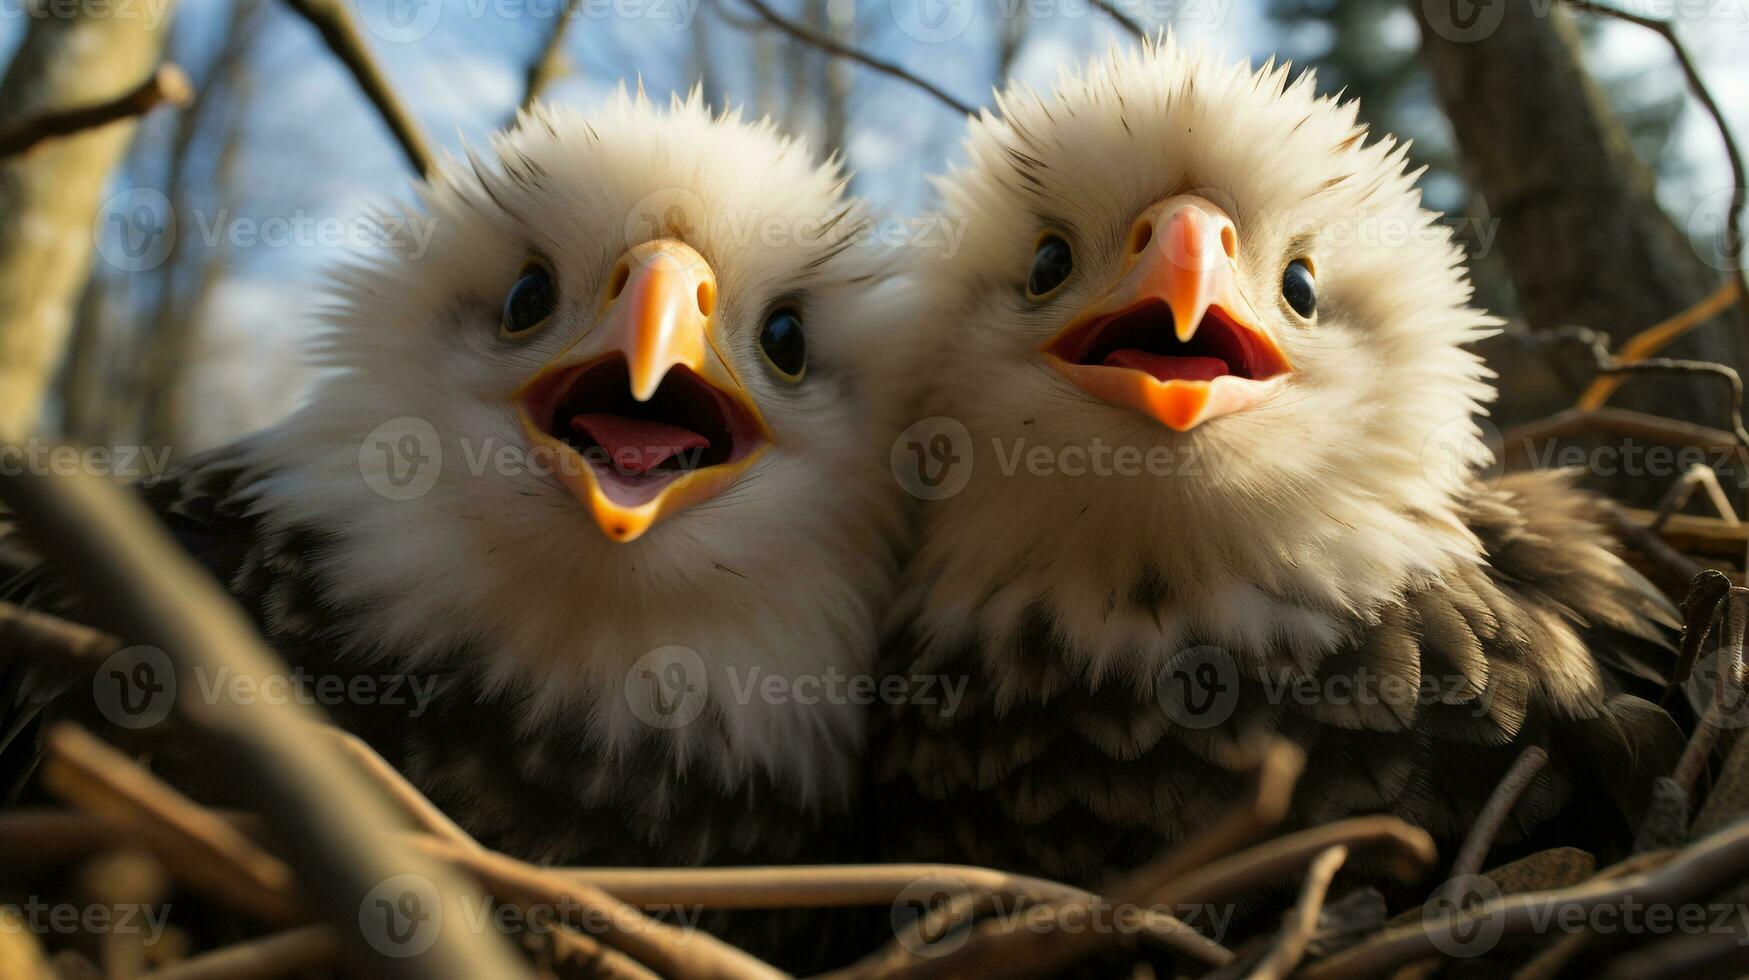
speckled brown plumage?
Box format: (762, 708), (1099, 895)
(873, 471), (1685, 891)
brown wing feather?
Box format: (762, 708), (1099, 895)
(876, 470), (1686, 887)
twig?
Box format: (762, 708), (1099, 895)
(0, 64), (192, 158)
(1248, 845), (1348, 980)
(0, 599), (123, 665)
(535, 924), (664, 980)
(138, 926), (338, 980)
(1602, 505), (1706, 588)
(320, 724), (483, 852)
(519, 0), (583, 113)
(733, 0), (973, 115)
(829, 740), (1305, 980)
(1444, 746), (1551, 897)
(410, 835), (784, 980)
(1501, 407), (1748, 470)
(0, 462), (531, 978)
(1672, 588), (1745, 792)
(1530, 325), (1749, 452)
(281, 0), (437, 176)
(1577, 281), (1746, 411)
(1507, 850), (1675, 979)
(1297, 819), (1749, 980)
(0, 808), (264, 869)
(1564, 1), (1749, 329)
(41, 724), (302, 926)
(1086, 0), (1146, 39)
(1144, 816), (1436, 912)
(1651, 464), (1740, 532)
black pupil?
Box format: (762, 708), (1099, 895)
(504, 266), (556, 334)
(761, 309), (806, 376)
(1283, 260), (1316, 317)
(1028, 236), (1073, 296)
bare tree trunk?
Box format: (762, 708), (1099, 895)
(138, 3), (261, 450)
(1414, 1), (1743, 429)
(0, 4), (175, 440)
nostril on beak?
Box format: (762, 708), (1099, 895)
(696, 280), (716, 317)
(1220, 224), (1237, 260)
(607, 262), (630, 302)
(1128, 219), (1153, 256)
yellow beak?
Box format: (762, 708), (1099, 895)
(513, 240), (771, 543)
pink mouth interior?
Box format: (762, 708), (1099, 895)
(1103, 350), (1230, 383)
(523, 356), (764, 508)
(1049, 300), (1289, 384)
(570, 415), (709, 477)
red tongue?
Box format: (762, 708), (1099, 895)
(1104, 349), (1230, 383)
(570, 414), (710, 476)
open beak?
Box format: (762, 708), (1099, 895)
(1041, 196), (1292, 431)
(512, 240), (771, 543)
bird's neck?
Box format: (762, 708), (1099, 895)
(895, 461), (1480, 680)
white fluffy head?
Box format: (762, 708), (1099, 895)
(242, 89), (904, 805)
(899, 40), (1501, 679)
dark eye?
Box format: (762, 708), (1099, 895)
(759, 308), (806, 379)
(1027, 235), (1073, 297)
(502, 262), (557, 338)
(1282, 259), (1316, 318)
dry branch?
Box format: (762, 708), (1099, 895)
(1578, 281), (1747, 411)
(0, 463), (530, 978)
(1086, 0), (1146, 39)
(322, 723), (483, 851)
(1564, 1), (1749, 328)
(1298, 819), (1749, 980)
(1248, 845), (1348, 980)
(138, 926), (337, 980)
(1446, 746), (1550, 892)
(410, 835), (784, 980)
(1672, 588), (1745, 792)
(0, 63), (191, 158)
(520, 0), (583, 112)
(280, 0), (437, 176)
(1501, 407), (1749, 470)
(732, 0), (973, 115)
(0, 599), (123, 665)
(43, 724), (302, 925)
(827, 740), (1305, 980)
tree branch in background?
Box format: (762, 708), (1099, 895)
(1578, 280), (1745, 411)
(734, 0), (973, 115)
(1086, 0), (1145, 40)
(519, 0), (583, 113)
(1564, 0), (1749, 328)
(281, 0), (437, 176)
(0, 64), (191, 158)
